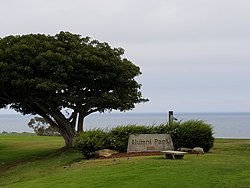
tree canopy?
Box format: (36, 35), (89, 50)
(0, 31), (148, 147)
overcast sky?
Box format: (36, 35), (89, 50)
(1, 0), (250, 113)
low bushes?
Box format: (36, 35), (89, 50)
(107, 125), (152, 152)
(107, 124), (170, 152)
(167, 120), (214, 152)
(74, 129), (107, 158)
(74, 120), (214, 157)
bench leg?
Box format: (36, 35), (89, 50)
(165, 154), (174, 159)
(175, 155), (184, 159)
(164, 154), (184, 159)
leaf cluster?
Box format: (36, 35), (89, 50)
(0, 31), (148, 117)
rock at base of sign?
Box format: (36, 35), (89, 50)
(95, 149), (119, 158)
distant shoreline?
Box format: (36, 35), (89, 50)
(1, 112), (250, 138)
(1, 111), (250, 116)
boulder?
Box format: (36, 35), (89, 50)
(192, 147), (204, 154)
(95, 149), (119, 158)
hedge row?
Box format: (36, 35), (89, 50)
(74, 120), (214, 158)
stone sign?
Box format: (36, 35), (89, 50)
(127, 134), (174, 153)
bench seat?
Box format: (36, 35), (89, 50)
(161, 150), (187, 159)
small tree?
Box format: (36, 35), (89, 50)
(0, 31), (148, 147)
(28, 117), (60, 136)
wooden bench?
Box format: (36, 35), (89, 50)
(161, 150), (187, 159)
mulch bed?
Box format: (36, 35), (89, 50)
(97, 151), (162, 159)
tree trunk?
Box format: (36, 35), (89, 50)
(70, 113), (77, 130)
(54, 118), (76, 148)
(35, 104), (77, 148)
(77, 112), (84, 133)
(61, 130), (75, 147)
(60, 124), (75, 148)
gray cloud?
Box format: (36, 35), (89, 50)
(1, 0), (250, 112)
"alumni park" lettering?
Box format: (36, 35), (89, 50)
(127, 134), (174, 152)
(131, 138), (171, 145)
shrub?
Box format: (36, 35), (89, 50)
(75, 120), (214, 157)
(107, 124), (164, 152)
(74, 129), (107, 158)
(166, 120), (214, 152)
(151, 124), (169, 134)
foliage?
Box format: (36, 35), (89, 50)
(0, 31), (148, 147)
(107, 122), (214, 152)
(107, 125), (153, 152)
(74, 129), (108, 158)
(74, 125), (159, 155)
(166, 120), (214, 152)
(28, 117), (61, 136)
(74, 121), (214, 155)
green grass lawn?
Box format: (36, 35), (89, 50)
(1, 134), (250, 188)
(0, 133), (64, 164)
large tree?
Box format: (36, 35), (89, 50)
(0, 31), (148, 147)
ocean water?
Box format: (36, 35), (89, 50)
(0, 112), (250, 139)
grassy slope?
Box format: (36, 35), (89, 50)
(0, 133), (64, 163)
(1, 134), (250, 188)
